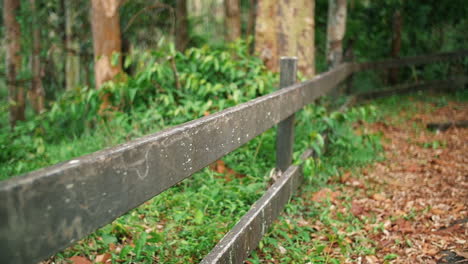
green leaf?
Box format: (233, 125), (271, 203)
(384, 253), (398, 260)
(135, 232), (147, 259)
(101, 234), (117, 245)
(315, 244), (326, 254)
(129, 89), (137, 103)
(124, 55), (133, 69)
(169, 43), (176, 56)
(310, 132), (324, 147)
(147, 232), (163, 243)
(194, 209), (204, 224)
(111, 52), (120, 67)
(119, 245), (132, 259)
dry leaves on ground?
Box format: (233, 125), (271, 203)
(343, 101), (468, 263)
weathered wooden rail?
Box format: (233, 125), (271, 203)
(0, 50), (466, 264)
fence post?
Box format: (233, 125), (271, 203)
(276, 57), (297, 172)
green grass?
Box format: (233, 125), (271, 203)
(40, 97), (384, 263)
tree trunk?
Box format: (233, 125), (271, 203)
(91, 0), (122, 89)
(292, 0), (315, 77)
(246, 0), (256, 38)
(326, 0), (347, 68)
(255, 0), (315, 77)
(277, 1), (297, 57)
(65, 0), (81, 90)
(389, 10), (402, 85)
(224, 0), (241, 42)
(255, 0), (279, 71)
(175, 0), (189, 51)
(246, 0), (257, 54)
(4, 0), (25, 127)
(29, 0), (46, 113)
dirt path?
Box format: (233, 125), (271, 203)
(338, 100), (467, 263)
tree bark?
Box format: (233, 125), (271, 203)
(91, 0), (122, 89)
(389, 10), (402, 85)
(277, 1), (297, 57)
(65, 0), (81, 90)
(326, 0), (347, 68)
(255, 0), (315, 77)
(30, 0), (46, 113)
(4, 0), (25, 127)
(292, 0), (315, 77)
(224, 0), (241, 42)
(175, 0), (189, 51)
(246, 0), (257, 38)
(255, 0), (279, 71)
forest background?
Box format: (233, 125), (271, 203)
(1, 0), (467, 178)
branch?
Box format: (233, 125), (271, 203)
(170, 56), (181, 90)
(427, 120), (468, 132)
(123, 3), (175, 38)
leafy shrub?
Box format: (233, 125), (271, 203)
(0, 39), (277, 179)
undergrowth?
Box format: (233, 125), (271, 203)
(0, 40), (276, 179)
(0, 40), (410, 263)
(45, 100), (383, 263)
(245, 103), (383, 264)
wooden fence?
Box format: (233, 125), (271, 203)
(0, 50), (466, 264)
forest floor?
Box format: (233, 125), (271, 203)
(252, 96), (467, 264)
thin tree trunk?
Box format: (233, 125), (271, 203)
(293, 0), (315, 77)
(277, 1), (297, 57)
(254, 0), (278, 71)
(175, 0), (189, 51)
(246, 0), (257, 54)
(91, 0), (122, 89)
(255, 0), (315, 76)
(326, 0), (347, 68)
(246, 0), (256, 37)
(30, 0), (46, 113)
(389, 10), (402, 85)
(4, 0), (25, 127)
(65, 0), (81, 90)
(224, 0), (241, 42)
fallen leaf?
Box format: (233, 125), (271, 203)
(312, 188), (340, 203)
(215, 160), (226, 174)
(349, 178), (364, 188)
(68, 256), (92, 264)
(430, 207), (445, 215)
(371, 193), (386, 201)
(108, 243), (116, 251)
(454, 250), (468, 259)
(340, 171), (351, 183)
(365, 255), (379, 264)
(95, 253), (111, 264)
(278, 245), (287, 254)
(297, 218), (310, 227)
(393, 219), (413, 234)
(351, 201), (365, 216)
(405, 163), (420, 173)
(423, 247), (438, 256)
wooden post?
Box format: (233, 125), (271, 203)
(276, 57), (297, 172)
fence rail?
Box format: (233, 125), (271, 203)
(0, 50), (466, 264)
